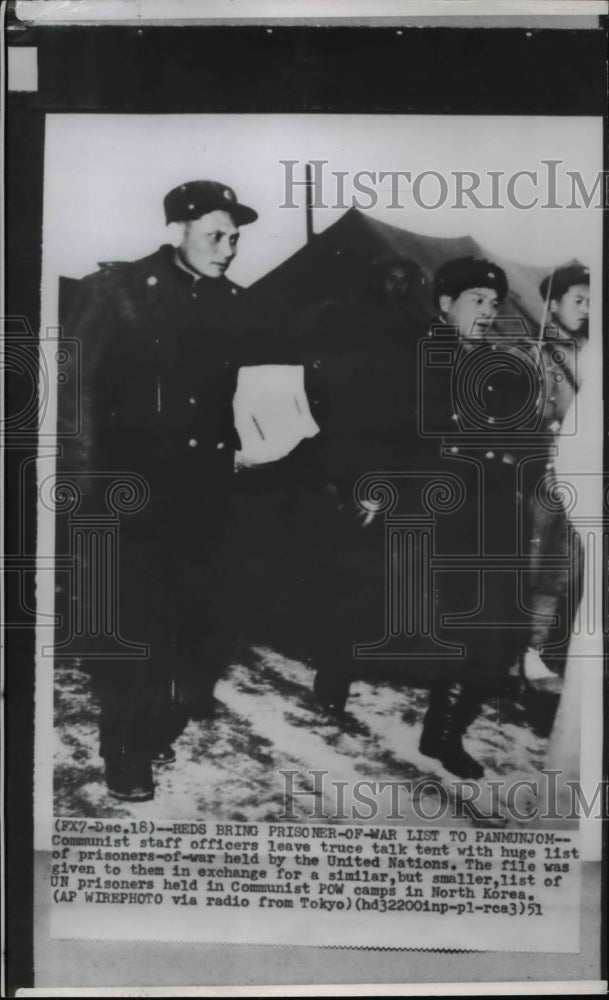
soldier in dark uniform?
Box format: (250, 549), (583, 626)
(539, 263), (589, 423)
(64, 180), (269, 801)
(418, 257), (548, 778)
(298, 257), (429, 712)
(523, 264), (589, 687)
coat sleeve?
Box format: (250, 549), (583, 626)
(236, 285), (300, 367)
(59, 270), (123, 478)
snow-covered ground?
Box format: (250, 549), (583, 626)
(54, 644), (555, 828)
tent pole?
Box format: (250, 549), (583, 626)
(539, 268), (554, 340)
(305, 162), (314, 243)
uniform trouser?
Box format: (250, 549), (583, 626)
(95, 659), (173, 757)
(528, 513), (584, 676)
(423, 679), (486, 743)
(264, 476), (532, 697)
(419, 550), (535, 752)
(311, 550), (531, 694)
(89, 495), (234, 758)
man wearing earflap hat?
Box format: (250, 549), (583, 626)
(538, 263), (589, 428)
(414, 255), (551, 779)
(540, 263), (590, 333)
(522, 264), (590, 691)
(63, 180), (274, 801)
(431, 255), (509, 339)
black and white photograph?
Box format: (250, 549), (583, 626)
(41, 113), (602, 830)
(36, 110), (604, 956)
(5, 3), (607, 993)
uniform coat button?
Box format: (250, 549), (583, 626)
(189, 397), (197, 405)
(450, 446), (459, 454)
(146, 275), (158, 285)
(216, 442), (226, 450)
(188, 438), (198, 447)
(485, 451), (494, 459)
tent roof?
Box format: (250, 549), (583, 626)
(251, 208), (553, 338)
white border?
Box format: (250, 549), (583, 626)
(13, 0), (609, 25)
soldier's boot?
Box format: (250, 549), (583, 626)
(97, 662), (160, 795)
(151, 744), (177, 766)
(313, 669), (351, 718)
(419, 681), (484, 780)
(105, 746), (154, 801)
(172, 654), (223, 722)
(149, 678), (188, 766)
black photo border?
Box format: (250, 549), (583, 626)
(4, 10), (608, 994)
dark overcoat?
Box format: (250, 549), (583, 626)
(60, 244), (274, 673)
(271, 311), (556, 688)
(526, 332), (584, 657)
(418, 323), (553, 684)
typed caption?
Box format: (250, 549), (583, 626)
(51, 819), (580, 951)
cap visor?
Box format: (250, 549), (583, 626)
(232, 204), (258, 226)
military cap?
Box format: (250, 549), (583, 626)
(539, 263), (590, 302)
(164, 180), (258, 226)
(433, 256), (508, 305)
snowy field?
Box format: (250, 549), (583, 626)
(54, 645), (554, 828)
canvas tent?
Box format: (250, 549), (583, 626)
(249, 207), (550, 341)
(234, 208), (557, 463)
